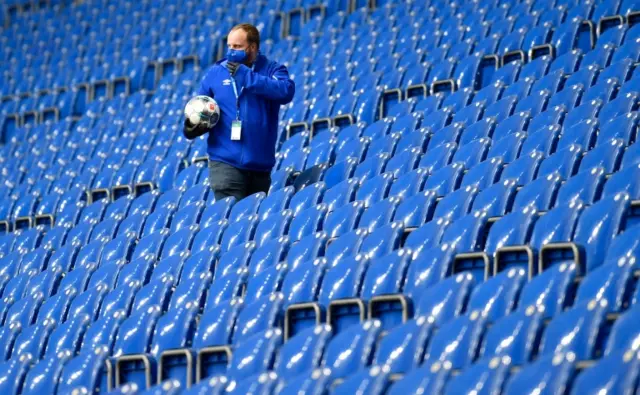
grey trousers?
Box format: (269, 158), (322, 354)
(208, 160), (271, 201)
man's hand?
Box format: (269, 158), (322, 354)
(227, 61), (240, 76)
(183, 117), (208, 140)
(184, 117), (196, 130)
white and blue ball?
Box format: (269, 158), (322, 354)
(184, 95), (220, 128)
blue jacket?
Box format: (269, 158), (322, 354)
(197, 53), (295, 172)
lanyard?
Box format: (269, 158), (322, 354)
(230, 77), (241, 121)
(229, 63), (255, 121)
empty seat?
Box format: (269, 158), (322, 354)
(537, 145), (584, 180)
(571, 350), (640, 395)
(461, 158), (504, 191)
(388, 169), (429, 199)
(320, 320), (381, 380)
(228, 193), (265, 222)
(433, 185), (478, 222)
(481, 309), (544, 364)
(596, 112), (639, 146)
(424, 163), (465, 196)
(385, 358), (452, 395)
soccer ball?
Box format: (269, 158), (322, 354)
(184, 95), (220, 128)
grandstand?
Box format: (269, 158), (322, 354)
(0, 0), (640, 393)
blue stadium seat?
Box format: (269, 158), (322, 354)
(413, 272), (475, 326)
(458, 118), (496, 147)
(556, 120), (598, 153)
(212, 241), (254, 280)
(421, 107), (453, 131)
(484, 95), (518, 123)
(583, 78), (619, 104)
(540, 299), (608, 359)
(445, 356), (512, 395)
(12, 318), (56, 360)
(247, 236), (288, 275)
(467, 179), (515, 218)
(5, 292), (44, 328)
(532, 70), (566, 95)
(289, 182), (326, 216)
(515, 90), (550, 117)
(542, 192), (630, 274)
(395, 129), (429, 154)
(426, 123), (464, 152)
(332, 366), (389, 394)
(218, 215), (258, 253)
(469, 266), (527, 322)
(418, 142), (457, 174)
(190, 221), (227, 255)
(65, 222), (93, 248)
(596, 112), (639, 146)
(519, 261), (578, 319)
(603, 164), (640, 199)
(384, 148), (422, 178)
(320, 320), (381, 379)
(274, 323), (331, 376)
(461, 157), (504, 191)
(575, 256), (634, 313)
(58, 346), (111, 394)
(199, 197), (235, 228)
(414, 93), (445, 115)
(323, 201), (364, 238)
(388, 168), (429, 199)
(597, 58), (634, 84)
(556, 167), (607, 205)
(386, 358), (452, 395)
(323, 158), (358, 189)
(390, 189), (437, 227)
(156, 190), (184, 212)
(227, 192), (265, 223)
(243, 263), (287, 305)
(499, 150), (544, 186)
(22, 351), (73, 395)
(253, 210), (292, 248)
(599, 92), (639, 121)
(481, 309), (543, 364)
(512, 173), (562, 212)
(358, 197), (401, 232)
(353, 172), (392, 207)
(492, 62), (521, 85)
(433, 185), (479, 222)
(425, 313), (486, 369)
(528, 102), (566, 132)
(571, 350), (640, 395)
(423, 162), (465, 196)
(231, 293), (283, 344)
(452, 138), (491, 169)
(226, 328), (282, 381)
(537, 145), (583, 180)
(504, 352), (576, 394)
(0, 354), (34, 395)
(549, 49), (582, 75)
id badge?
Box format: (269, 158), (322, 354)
(231, 120), (242, 141)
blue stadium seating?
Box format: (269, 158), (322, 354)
(0, 0), (639, 392)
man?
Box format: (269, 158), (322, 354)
(183, 23), (295, 201)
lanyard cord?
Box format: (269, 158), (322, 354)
(231, 78), (241, 121)
(229, 63), (255, 121)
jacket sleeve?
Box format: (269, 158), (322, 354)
(233, 63), (295, 105)
(196, 71), (214, 97)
